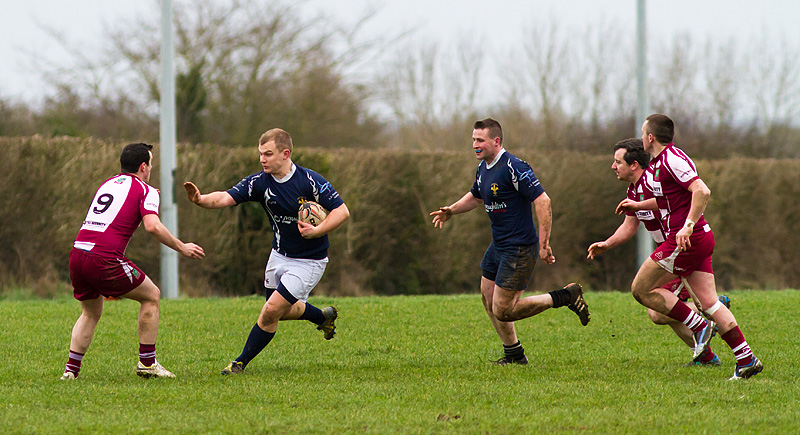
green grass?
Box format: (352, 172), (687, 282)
(1, 290), (798, 434)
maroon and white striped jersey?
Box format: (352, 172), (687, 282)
(645, 143), (709, 237)
(73, 174), (159, 257)
(626, 175), (665, 244)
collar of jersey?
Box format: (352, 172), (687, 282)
(485, 148), (506, 169)
(272, 163), (296, 183)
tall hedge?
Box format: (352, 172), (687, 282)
(2, 136), (798, 297)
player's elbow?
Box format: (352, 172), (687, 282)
(691, 180), (711, 198)
(142, 216), (161, 234)
(336, 204), (350, 222)
(534, 192), (551, 208)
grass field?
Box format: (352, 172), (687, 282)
(1, 289), (798, 434)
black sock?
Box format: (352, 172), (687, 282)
(549, 288), (571, 308)
(504, 341), (525, 360)
(236, 324), (275, 367)
(300, 303), (325, 325)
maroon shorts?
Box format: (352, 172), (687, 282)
(661, 278), (690, 301)
(650, 228), (714, 277)
(69, 248), (146, 301)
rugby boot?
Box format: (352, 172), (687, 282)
(491, 355), (529, 365)
(220, 361), (244, 375)
(564, 283), (591, 326)
(136, 360), (176, 378)
(317, 306), (338, 340)
(684, 347), (721, 366)
(729, 357), (763, 380)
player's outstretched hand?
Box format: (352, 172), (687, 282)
(587, 241), (609, 260)
(430, 207), (453, 229)
(180, 242), (205, 259)
(183, 182), (201, 204)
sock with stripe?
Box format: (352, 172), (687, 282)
(666, 301), (709, 333)
(504, 341), (526, 361)
(65, 350), (85, 377)
(139, 343), (156, 367)
(235, 324), (275, 368)
(721, 326), (754, 367)
(699, 346), (717, 363)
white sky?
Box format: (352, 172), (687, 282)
(1, 0), (798, 103)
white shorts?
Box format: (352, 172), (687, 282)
(264, 249), (328, 303)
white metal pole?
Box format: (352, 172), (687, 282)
(160, 0), (179, 299)
(636, 0), (654, 266)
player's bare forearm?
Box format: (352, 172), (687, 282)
(589, 215), (639, 259)
(142, 214), (205, 258)
(318, 204), (350, 234)
(533, 193), (554, 262)
(609, 215), (640, 246)
(533, 193), (552, 242)
(183, 182), (235, 209)
(686, 179), (711, 224)
(430, 192), (481, 228)
(448, 192), (482, 215)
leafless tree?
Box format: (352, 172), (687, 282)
(31, 0), (385, 147)
(650, 33), (701, 124)
(701, 38), (742, 128)
(745, 30), (800, 131)
(376, 35), (484, 150)
(570, 18), (633, 127)
(503, 18), (572, 146)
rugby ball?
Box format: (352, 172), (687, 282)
(298, 201), (328, 226)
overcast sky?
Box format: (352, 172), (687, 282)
(1, 0), (798, 103)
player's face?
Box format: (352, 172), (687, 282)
(472, 128), (500, 161)
(259, 141), (289, 175)
(612, 148), (634, 182)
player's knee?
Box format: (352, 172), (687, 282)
(493, 306), (515, 322)
(150, 287), (162, 304)
(631, 287), (644, 304)
(648, 309), (667, 324)
(258, 308), (281, 326)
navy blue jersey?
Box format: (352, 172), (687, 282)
(470, 150), (545, 247)
(226, 164), (344, 260)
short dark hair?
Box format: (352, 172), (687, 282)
(614, 138), (650, 169)
(645, 114), (674, 144)
(120, 143), (154, 173)
(474, 118), (503, 144)
(259, 128), (293, 153)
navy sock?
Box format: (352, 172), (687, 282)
(549, 288), (571, 308)
(504, 341), (526, 360)
(300, 303), (325, 325)
(235, 324), (275, 367)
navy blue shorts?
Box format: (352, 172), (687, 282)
(480, 242), (538, 291)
